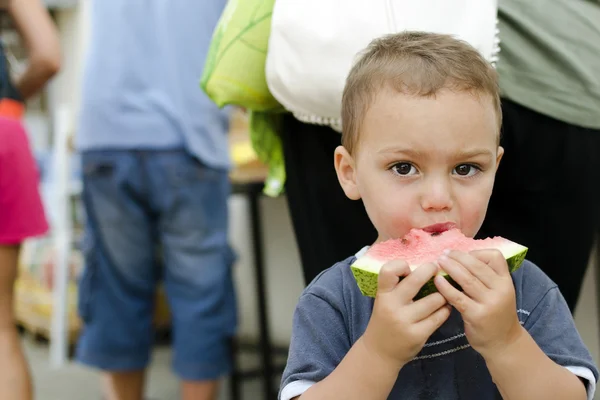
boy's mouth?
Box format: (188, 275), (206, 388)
(421, 222), (456, 234)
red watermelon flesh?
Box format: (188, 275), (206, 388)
(350, 228), (528, 298)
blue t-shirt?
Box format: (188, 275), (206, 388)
(280, 253), (599, 400)
(76, 0), (231, 170)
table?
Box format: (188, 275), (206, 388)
(229, 180), (288, 400)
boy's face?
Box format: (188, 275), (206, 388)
(335, 88), (503, 243)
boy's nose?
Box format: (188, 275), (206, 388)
(420, 179), (453, 211)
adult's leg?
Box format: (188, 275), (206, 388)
(280, 115), (377, 285)
(150, 151), (237, 400)
(0, 245), (33, 400)
(75, 151), (158, 400)
(478, 98), (600, 312)
(101, 372), (145, 400)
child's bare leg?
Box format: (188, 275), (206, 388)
(0, 244), (33, 400)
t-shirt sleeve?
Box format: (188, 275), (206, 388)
(522, 285), (599, 400)
(279, 289), (352, 400)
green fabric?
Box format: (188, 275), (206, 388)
(497, 0), (600, 129)
(201, 0), (287, 196)
(249, 111), (286, 197)
(201, 0), (282, 112)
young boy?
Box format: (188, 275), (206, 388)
(278, 32), (599, 400)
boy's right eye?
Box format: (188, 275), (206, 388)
(391, 162), (417, 176)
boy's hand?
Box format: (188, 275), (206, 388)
(362, 260), (452, 368)
(434, 249), (524, 359)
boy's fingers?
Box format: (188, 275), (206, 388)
(469, 249), (510, 276)
(434, 274), (476, 314)
(438, 253), (488, 300)
(443, 250), (496, 289)
(408, 292), (448, 322)
(396, 262), (439, 302)
(417, 303), (452, 336)
(377, 260), (411, 294)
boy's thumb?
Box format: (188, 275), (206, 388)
(377, 260), (411, 293)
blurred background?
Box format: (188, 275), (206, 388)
(2, 2), (305, 399)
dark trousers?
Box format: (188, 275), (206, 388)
(281, 114), (377, 285)
(282, 100), (600, 312)
(478, 98), (600, 312)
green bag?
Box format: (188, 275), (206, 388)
(201, 0), (282, 112)
(249, 111), (285, 197)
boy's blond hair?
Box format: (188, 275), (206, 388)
(341, 31), (502, 153)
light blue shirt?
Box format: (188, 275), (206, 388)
(76, 0), (231, 170)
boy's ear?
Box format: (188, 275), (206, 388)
(334, 145), (361, 200)
(496, 146), (504, 170)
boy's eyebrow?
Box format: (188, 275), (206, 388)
(377, 147), (494, 159)
(453, 148), (495, 159)
(377, 147), (425, 158)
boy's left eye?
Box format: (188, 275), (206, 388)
(453, 164), (480, 177)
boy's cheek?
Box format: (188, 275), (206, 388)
(461, 200), (490, 237)
(370, 209), (415, 240)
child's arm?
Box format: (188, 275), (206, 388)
(483, 327), (586, 400)
(7, 0), (61, 99)
(295, 261), (451, 400)
(290, 336), (401, 400)
(436, 249), (591, 400)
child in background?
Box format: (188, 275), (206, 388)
(0, 0), (60, 399)
(279, 32), (598, 400)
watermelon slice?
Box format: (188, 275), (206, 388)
(351, 229), (528, 299)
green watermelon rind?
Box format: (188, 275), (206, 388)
(350, 246), (528, 300)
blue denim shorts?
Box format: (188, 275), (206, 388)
(75, 149), (237, 381)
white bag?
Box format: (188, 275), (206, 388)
(265, 0), (500, 132)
